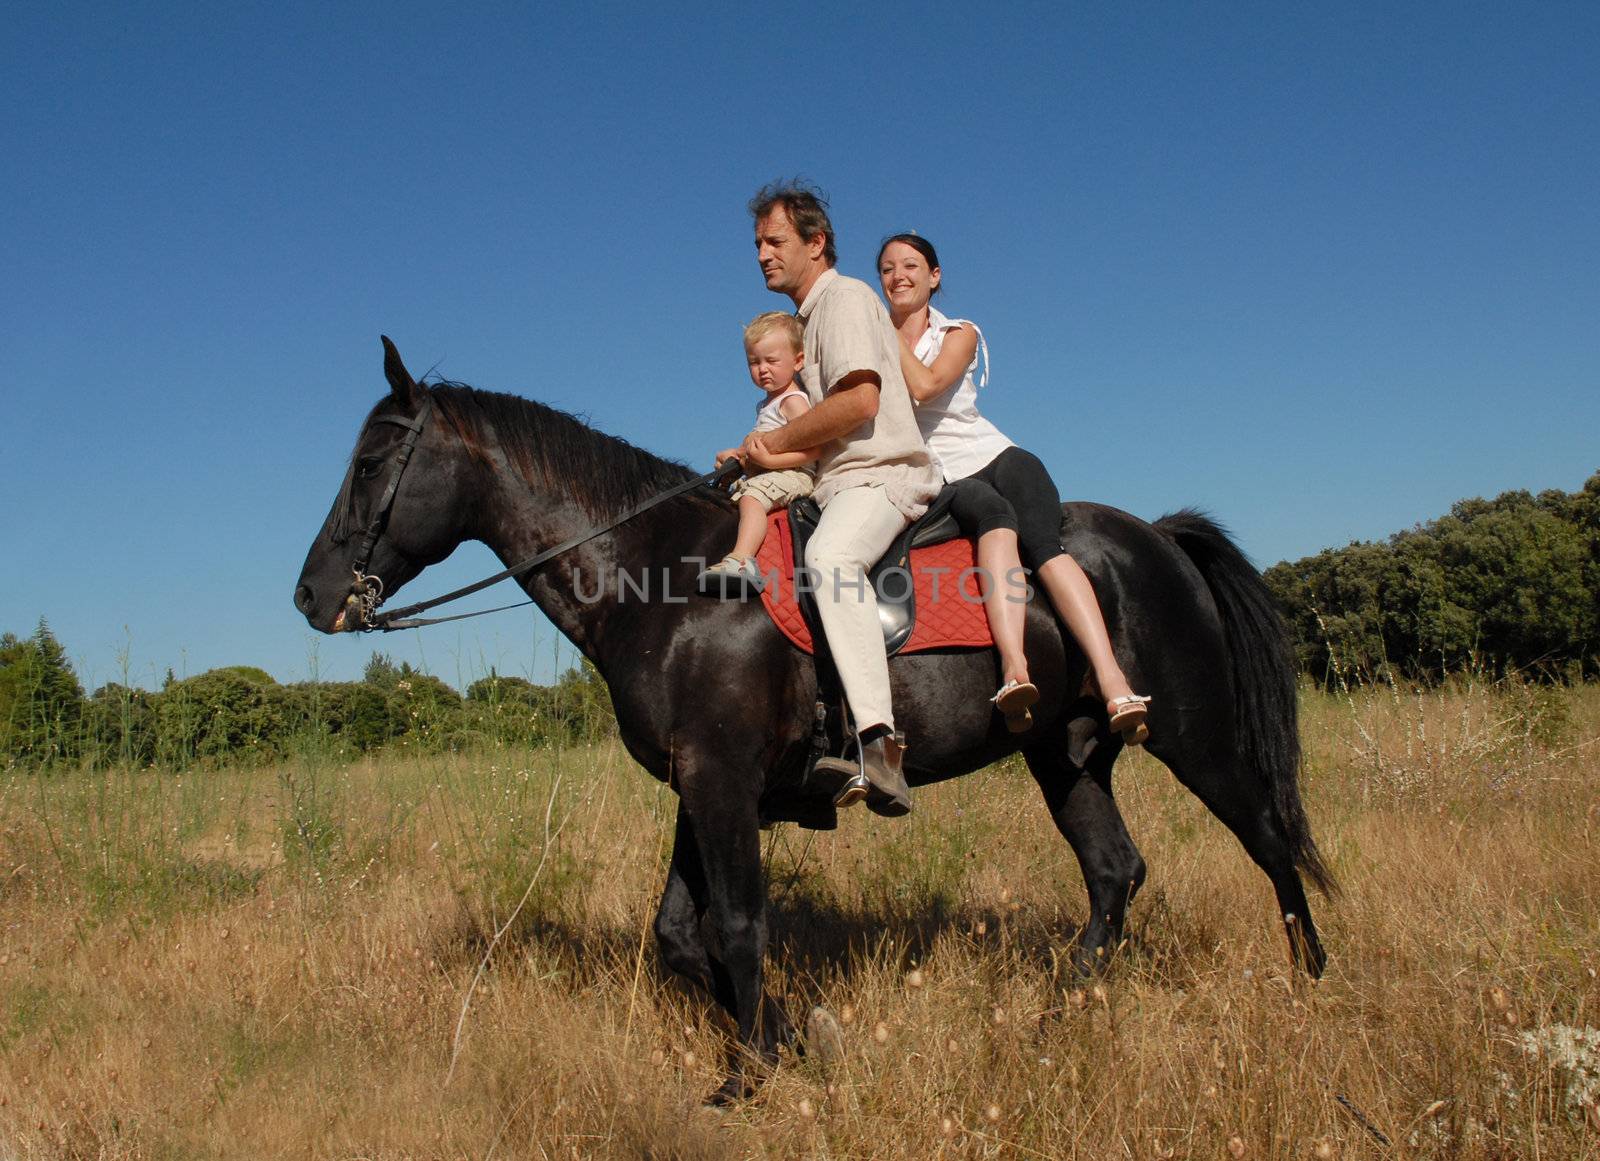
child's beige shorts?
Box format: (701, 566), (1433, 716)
(731, 468), (815, 513)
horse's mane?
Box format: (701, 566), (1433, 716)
(426, 381), (700, 519)
(327, 381), (706, 544)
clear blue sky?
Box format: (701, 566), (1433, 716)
(5, 3), (1596, 692)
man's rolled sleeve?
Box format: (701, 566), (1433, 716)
(814, 284), (897, 398)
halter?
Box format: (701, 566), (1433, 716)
(347, 395), (434, 627)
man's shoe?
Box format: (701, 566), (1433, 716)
(860, 734), (911, 817)
(812, 754), (868, 807)
(816, 734), (911, 815)
(830, 770), (869, 809)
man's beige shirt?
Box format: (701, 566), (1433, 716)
(795, 268), (942, 520)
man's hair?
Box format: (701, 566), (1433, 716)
(749, 180), (837, 268)
(743, 311), (804, 353)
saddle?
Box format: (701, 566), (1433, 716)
(754, 486), (994, 657)
(747, 486), (995, 832)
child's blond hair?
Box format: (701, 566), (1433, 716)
(743, 311), (804, 353)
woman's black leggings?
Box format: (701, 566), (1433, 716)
(946, 446), (1066, 569)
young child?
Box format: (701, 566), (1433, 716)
(699, 312), (820, 597)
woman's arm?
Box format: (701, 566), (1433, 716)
(899, 323), (979, 403)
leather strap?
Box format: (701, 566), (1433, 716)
(370, 458), (743, 630)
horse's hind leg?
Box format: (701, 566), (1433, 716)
(1024, 741), (1146, 975)
(1145, 733), (1327, 977)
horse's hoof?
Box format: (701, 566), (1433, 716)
(705, 1076), (753, 1108)
(1069, 941), (1113, 978)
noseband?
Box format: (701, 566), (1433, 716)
(347, 396), (434, 627)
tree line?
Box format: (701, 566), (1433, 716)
(1264, 472), (1599, 684)
(6, 473), (1595, 766)
(0, 627), (616, 769)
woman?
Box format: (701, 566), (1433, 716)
(879, 233), (1151, 743)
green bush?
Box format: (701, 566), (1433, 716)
(1267, 472), (1599, 685)
(82, 682), (158, 768)
(279, 681), (403, 755)
(152, 669), (286, 766)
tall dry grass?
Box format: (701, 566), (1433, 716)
(1, 680), (1597, 1158)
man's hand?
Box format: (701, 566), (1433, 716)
(713, 446), (744, 467)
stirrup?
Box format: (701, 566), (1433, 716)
(833, 771), (869, 808)
(813, 733), (869, 809)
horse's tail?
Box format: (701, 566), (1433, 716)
(1153, 509), (1336, 896)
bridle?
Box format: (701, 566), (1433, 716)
(346, 395), (434, 629)
(340, 392), (740, 633)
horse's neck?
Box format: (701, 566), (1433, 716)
(467, 472), (601, 657)
(474, 461), (702, 665)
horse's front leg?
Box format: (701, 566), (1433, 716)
(654, 807), (733, 1009)
(672, 776), (793, 1104)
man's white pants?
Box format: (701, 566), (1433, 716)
(802, 485), (909, 734)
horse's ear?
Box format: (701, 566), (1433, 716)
(381, 335), (420, 404)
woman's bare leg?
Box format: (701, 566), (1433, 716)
(976, 528), (1030, 686)
(1034, 554), (1139, 714)
(729, 495), (771, 561)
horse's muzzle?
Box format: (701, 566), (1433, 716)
(293, 580), (368, 633)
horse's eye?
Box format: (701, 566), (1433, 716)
(356, 456), (383, 480)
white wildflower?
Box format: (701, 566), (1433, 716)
(1518, 1023), (1600, 1114)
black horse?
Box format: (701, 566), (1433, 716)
(294, 339), (1333, 1101)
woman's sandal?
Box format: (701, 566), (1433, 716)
(991, 679), (1040, 733)
(1108, 694), (1152, 746)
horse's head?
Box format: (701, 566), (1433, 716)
(294, 337), (475, 633)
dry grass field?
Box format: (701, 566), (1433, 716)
(2, 678), (1597, 1159)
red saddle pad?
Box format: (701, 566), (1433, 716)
(754, 509), (994, 655)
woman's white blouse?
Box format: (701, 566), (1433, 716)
(912, 305), (1014, 481)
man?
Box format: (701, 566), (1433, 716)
(742, 181), (942, 815)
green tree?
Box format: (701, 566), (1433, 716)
(1422, 496), (1592, 671)
(548, 660), (616, 741)
(151, 668), (287, 766)
(363, 651), (402, 687)
(0, 620), (86, 764)
(278, 680), (403, 753)
(382, 665), (464, 749)
(82, 682), (158, 767)
(465, 671), (552, 747)
(1267, 471), (1600, 684)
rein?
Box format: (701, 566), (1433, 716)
(348, 397), (741, 632)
